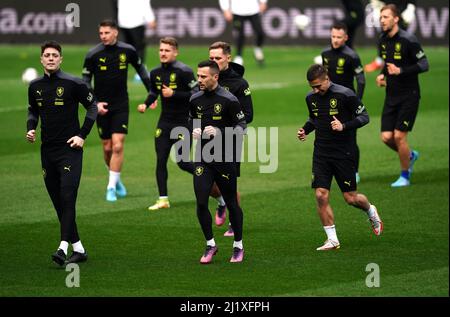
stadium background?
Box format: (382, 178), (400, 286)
(0, 0), (448, 45)
(0, 0), (448, 301)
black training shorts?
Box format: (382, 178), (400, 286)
(381, 91), (420, 132)
(96, 106), (129, 139)
(312, 153), (357, 192)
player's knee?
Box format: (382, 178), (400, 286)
(393, 132), (407, 145)
(60, 188), (76, 204)
(228, 203), (242, 216)
(343, 192), (357, 205)
(381, 132), (393, 144)
(112, 142), (123, 154)
(103, 142), (113, 154)
(196, 203), (209, 214)
(156, 155), (168, 167)
(315, 189), (329, 206)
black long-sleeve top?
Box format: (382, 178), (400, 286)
(82, 41), (151, 109)
(322, 44), (365, 101)
(27, 70), (98, 145)
(302, 83), (369, 159)
(218, 62), (254, 124)
(189, 85), (246, 163)
(144, 60), (198, 124)
(378, 28), (429, 97)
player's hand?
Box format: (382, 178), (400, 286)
(97, 102), (109, 115)
(297, 128), (306, 141)
(223, 10), (233, 22)
(148, 20), (157, 29)
(149, 100), (158, 110)
(137, 104), (147, 113)
(162, 85), (174, 98)
(192, 128), (202, 140)
(204, 126), (217, 137)
(260, 3), (268, 13)
(26, 129), (36, 143)
(331, 116), (343, 131)
(67, 136), (84, 149)
(386, 63), (401, 75)
(376, 74), (386, 87)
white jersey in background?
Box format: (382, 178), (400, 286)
(219, 0), (268, 16)
(117, 0), (155, 29)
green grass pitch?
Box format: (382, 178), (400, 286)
(0, 45), (447, 297)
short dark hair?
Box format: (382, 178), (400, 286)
(99, 19), (118, 29)
(381, 4), (400, 18)
(209, 41), (231, 55)
(41, 40), (62, 55)
(331, 21), (348, 33)
(198, 60), (220, 75)
(306, 64), (328, 82)
(160, 37), (178, 49)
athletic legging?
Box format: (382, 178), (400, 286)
(232, 14), (265, 57)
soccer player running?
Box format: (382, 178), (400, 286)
(190, 60), (247, 263)
(208, 41), (253, 236)
(137, 37), (197, 210)
(219, 0), (268, 66)
(115, 0), (156, 82)
(82, 20), (151, 202)
(339, 0), (364, 49)
(312, 1), (363, 66)
(26, 41), (97, 265)
(375, 4), (428, 187)
(365, 0), (417, 72)
(322, 22), (365, 183)
(297, 64), (382, 250)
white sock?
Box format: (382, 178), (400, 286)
(107, 171), (120, 189)
(206, 238), (216, 247)
(254, 47), (264, 60)
(233, 240), (243, 249)
(366, 204), (376, 218)
(216, 196), (226, 206)
(323, 225), (339, 242)
(159, 196), (168, 200)
(72, 240), (85, 253)
(58, 241), (69, 255)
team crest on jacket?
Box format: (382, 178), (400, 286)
(170, 73), (176, 82)
(337, 58), (345, 67)
(195, 166), (204, 176)
(394, 42), (402, 59)
(119, 53), (127, 63)
(214, 103), (222, 114)
(330, 98), (337, 108)
(56, 87), (64, 97)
